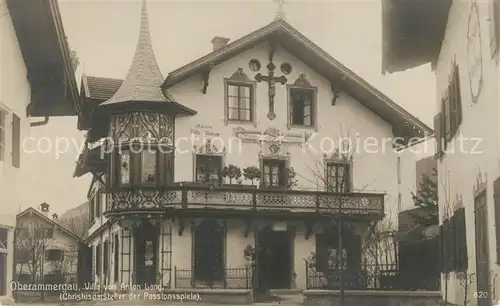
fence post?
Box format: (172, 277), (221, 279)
(305, 263), (309, 289)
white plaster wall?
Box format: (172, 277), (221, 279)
(435, 1), (500, 304)
(0, 0), (34, 298)
(169, 42), (400, 224)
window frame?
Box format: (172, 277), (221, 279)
(113, 143), (169, 189)
(287, 85), (318, 130)
(325, 161), (351, 193)
(224, 80), (256, 125)
(0, 108), (6, 162)
(260, 158), (287, 189)
(195, 154), (223, 184)
(12, 113), (20, 168)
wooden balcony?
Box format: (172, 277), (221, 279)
(105, 184), (385, 220)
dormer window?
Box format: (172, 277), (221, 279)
(287, 74), (317, 129)
(224, 68), (256, 125)
(227, 83), (253, 121)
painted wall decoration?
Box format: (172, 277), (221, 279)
(467, 1), (483, 103)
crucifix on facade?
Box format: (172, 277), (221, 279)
(255, 62), (287, 120)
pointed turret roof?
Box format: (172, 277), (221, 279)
(100, 0), (174, 107)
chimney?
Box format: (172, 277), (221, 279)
(39, 202), (49, 217)
(52, 213), (58, 222)
(211, 36), (230, 52)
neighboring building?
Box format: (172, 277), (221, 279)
(74, 0), (431, 300)
(0, 0), (78, 303)
(382, 0), (500, 305)
(396, 139), (435, 212)
(15, 203), (87, 285)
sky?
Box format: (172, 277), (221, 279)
(25, 0), (436, 215)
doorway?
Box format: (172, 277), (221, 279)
(474, 191), (491, 306)
(193, 219), (225, 286)
(255, 226), (293, 291)
(134, 221), (159, 286)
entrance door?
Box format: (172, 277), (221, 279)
(255, 226), (293, 292)
(193, 219), (224, 286)
(134, 221), (159, 286)
(474, 191), (491, 306)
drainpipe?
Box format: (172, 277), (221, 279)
(30, 116), (49, 127)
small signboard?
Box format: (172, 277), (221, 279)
(273, 222), (287, 231)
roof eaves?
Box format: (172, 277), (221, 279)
(163, 21), (282, 88)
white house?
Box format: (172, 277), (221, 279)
(73, 0), (431, 303)
(382, 0), (500, 305)
(0, 0), (78, 303)
(15, 204), (86, 284)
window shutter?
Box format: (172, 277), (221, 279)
(458, 208), (468, 271)
(12, 113), (20, 168)
(455, 66), (463, 127)
(434, 114), (442, 158)
(449, 77), (456, 137)
(494, 177), (500, 263)
(490, 0), (500, 56)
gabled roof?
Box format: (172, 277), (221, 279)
(381, 0), (452, 74)
(7, 0), (79, 116)
(161, 19), (432, 138)
(98, 0), (180, 110)
(16, 207), (87, 244)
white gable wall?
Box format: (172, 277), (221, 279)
(169, 42), (402, 226)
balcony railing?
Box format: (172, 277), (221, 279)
(106, 184), (384, 216)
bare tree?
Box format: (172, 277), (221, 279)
(299, 123), (390, 305)
(458, 267), (474, 306)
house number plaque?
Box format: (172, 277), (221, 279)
(467, 1), (483, 103)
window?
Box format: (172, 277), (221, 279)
(103, 240), (109, 276)
(89, 197), (95, 222)
(141, 150), (157, 183)
(261, 159), (286, 188)
(226, 83), (253, 122)
(195, 155), (222, 183)
(0, 109), (6, 161)
(12, 113), (20, 168)
(119, 151), (131, 185)
(0, 228), (7, 250)
(440, 207), (467, 273)
(289, 88), (315, 127)
(45, 249), (64, 262)
(43, 228), (54, 239)
(326, 162), (350, 192)
(96, 244), (102, 276)
(95, 192), (101, 217)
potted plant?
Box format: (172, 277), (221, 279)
(285, 167), (298, 189)
(243, 166), (261, 188)
(243, 244), (256, 269)
(222, 164), (242, 186)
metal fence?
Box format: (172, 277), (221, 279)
(306, 262), (434, 291)
(174, 266), (253, 289)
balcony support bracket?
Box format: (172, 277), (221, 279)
(243, 218), (252, 238)
(304, 220), (314, 240)
(178, 217), (185, 236)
